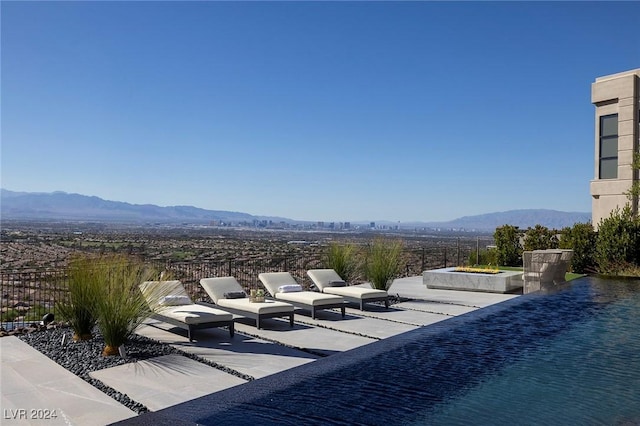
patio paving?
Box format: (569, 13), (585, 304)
(89, 355), (246, 412)
(1, 275), (522, 424)
(343, 303), (460, 326)
(0, 336), (136, 425)
(135, 318), (321, 377)
(295, 309), (419, 339)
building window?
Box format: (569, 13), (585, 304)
(599, 114), (618, 179)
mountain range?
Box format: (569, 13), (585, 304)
(0, 189), (591, 231)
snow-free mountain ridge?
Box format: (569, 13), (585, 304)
(0, 189), (590, 231)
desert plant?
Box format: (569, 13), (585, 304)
(93, 255), (156, 356)
(56, 254), (103, 340)
(323, 242), (359, 282)
(363, 238), (403, 290)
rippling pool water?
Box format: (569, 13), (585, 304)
(137, 276), (640, 425)
(413, 277), (640, 425)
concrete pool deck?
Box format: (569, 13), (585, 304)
(0, 276), (520, 425)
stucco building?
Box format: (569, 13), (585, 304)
(590, 68), (640, 227)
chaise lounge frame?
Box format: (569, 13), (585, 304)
(199, 277), (294, 329)
(307, 269), (390, 310)
(258, 272), (347, 320)
(146, 309), (235, 342)
(140, 280), (235, 342)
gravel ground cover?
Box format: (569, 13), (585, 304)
(16, 326), (253, 414)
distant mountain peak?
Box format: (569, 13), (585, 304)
(0, 189), (591, 230)
(0, 189), (272, 224)
(424, 209), (591, 231)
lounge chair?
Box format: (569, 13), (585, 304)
(199, 277), (294, 329)
(258, 272), (346, 319)
(139, 280), (234, 342)
(307, 269), (389, 310)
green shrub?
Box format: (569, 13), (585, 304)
(56, 254), (103, 340)
(494, 225), (522, 267)
(1, 309), (19, 322)
(363, 238), (403, 290)
(559, 222), (597, 273)
(323, 242), (359, 282)
(523, 225), (559, 251)
(468, 248), (498, 266)
(23, 304), (48, 321)
(595, 205), (640, 275)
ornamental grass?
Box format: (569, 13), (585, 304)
(323, 242), (359, 282)
(93, 255), (156, 356)
(56, 254), (103, 341)
(364, 238), (403, 290)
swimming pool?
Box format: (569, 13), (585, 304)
(122, 276), (640, 425)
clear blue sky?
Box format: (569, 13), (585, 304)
(2, 2), (638, 223)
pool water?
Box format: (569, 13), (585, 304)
(416, 278), (640, 425)
(131, 276), (640, 425)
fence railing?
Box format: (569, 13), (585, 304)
(1, 246), (473, 329)
(1, 269), (69, 329)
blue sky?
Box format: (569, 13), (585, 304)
(2, 2), (639, 223)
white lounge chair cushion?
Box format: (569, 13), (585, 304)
(139, 280), (233, 324)
(321, 286), (387, 300)
(159, 295), (192, 306)
(200, 277), (294, 317)
(306, 269), (344, 291)
(140, 280), (191, 311)
(258, 272), (344, 306)
(200, 277), (247, 303)
(274, 291), (344, 307)
(257, 272), (299, 296)
(277, 284), (302, 293)
(307, 269), (388, 300)
(158, 304), (233, 325)
(216, 298), (294, 315)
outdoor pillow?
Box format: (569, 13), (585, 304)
(277, 284), (303, 293)
(328, 280), (346, 287)
(159, 295), (192, 306)
(223, 291), (247, 299)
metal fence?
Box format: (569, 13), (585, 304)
(1, 269), (69, 329)
(1, 246), (473, 330)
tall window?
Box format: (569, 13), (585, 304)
(599, 114), (618, 179)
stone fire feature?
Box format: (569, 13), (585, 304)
(423, 267), (523, 294)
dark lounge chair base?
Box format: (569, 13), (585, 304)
(197, 302), (295, 329)
(344, 295), (390, 311)
(149, 313), (234, 342)
(282, 301), (347, 320)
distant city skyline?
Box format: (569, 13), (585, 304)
(0, 188), (592, 232)
(2, 2), (639, 222)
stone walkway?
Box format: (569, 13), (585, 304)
(0, 276), (519, 425)
(1, 337), (136, 425)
